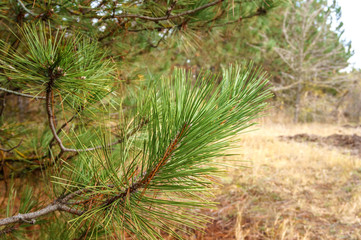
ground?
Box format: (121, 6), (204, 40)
(2, 116), (361, 239)
(187, 118), (361, 240)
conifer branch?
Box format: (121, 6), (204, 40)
(17, 0), (37, 16)
(103, 123), (189, 207)
(94, 0), (224, 21)
(0, 139), (23, 152)
(46, 82), (147, 153)
(0, 226), (15, 235)
(0, 200), (83, 227)
(47, 106), (84, 150)
(1, 146), (186, 228)
(140, 123), (189, 193)
(0, 87), (45, 100)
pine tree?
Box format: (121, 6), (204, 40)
(0, 1), (275, 239)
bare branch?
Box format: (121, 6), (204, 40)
(0, 226), (16, 235)
(0, 201), (83, 227)
(83, 0), (223, 22)
(0, 87), (45, 100)
(47, 107), (83, 151)
(104, 0), (223, 21)
(17, 0), (37, 16)
(46, 84), (146, 153)
(272, 80), (303, 91)
(148, 28), (171, 48)
(0, 139), (23, 152)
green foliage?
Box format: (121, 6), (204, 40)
(0, 23), (114, 108)
(50, 64), (271, 239)
(0, 9), (272, 237)
(2, 0), (354, 238)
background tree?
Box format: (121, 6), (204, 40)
(260, 0), (352, 122)
(173, 0), (354, 123)
(0, 0), (276, 238)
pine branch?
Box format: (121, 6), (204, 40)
(1, 156), (172, 228)
(0, 139), (23, 152)
(124, 9), (268, 33)
(0, 200), (83, 227)
(0, 64), (271, 237)
(92, 0), (224, 21)
(103, 123), (189, 207)
(47, 106), (84, 151)
(16, 0), (36, 16)
(0, 183), (131, 228)
(0, 87), (45, 100)
(46, 82), (147, 153)
(140, 123), (189, 194)
(0, 226), (16, 235)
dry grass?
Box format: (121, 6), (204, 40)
(190, 116), (361, 239)
(2, 112), (361, 239)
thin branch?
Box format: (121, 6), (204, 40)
(94, 0), (223, 21)
(48, 107), (84, 150)
(46, 84), (147, 153)
(148, 28), (171, 48)
(0, 200), (83, 227)
(0, 139), (23, 152)
(0, 226), (16, 235)
(17, 0), (37, 16)
(0, 112), (144, 174)
(0, 87), (45, 100)
(272, 80), (303, 92)
(127, 9), (264, 33)
(104, 123), (189, 206)
(0, 123), (188, 229)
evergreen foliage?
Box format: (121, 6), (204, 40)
(0, 1), (275, 238)
(0, 0), (354, 237)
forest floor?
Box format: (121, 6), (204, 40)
(187, 119), (361, 240)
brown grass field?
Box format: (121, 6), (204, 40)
(187, 115), (361, 240)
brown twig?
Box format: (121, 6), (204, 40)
(148, 28), (171, 48)
(0, 226), (16, 235)
(48, 106), (84, 150)
(46, 81), (147, 153)
(140, 123), (189, 193)
(0, 123), (189, 229)
(103, 123), (189, 207)
(0, 87), (45, 100)
(88, 0), (224, 21)
(0, 139), (23, 152)
(0, 200), (83, 227)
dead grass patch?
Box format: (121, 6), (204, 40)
(188, 121), (361, 239)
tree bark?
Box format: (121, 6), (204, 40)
(294, 83), (302, 123)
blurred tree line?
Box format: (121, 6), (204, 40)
(0, 0), (358, 239)
(160, 0), (355, 123)
(0, 0), (356, 122)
